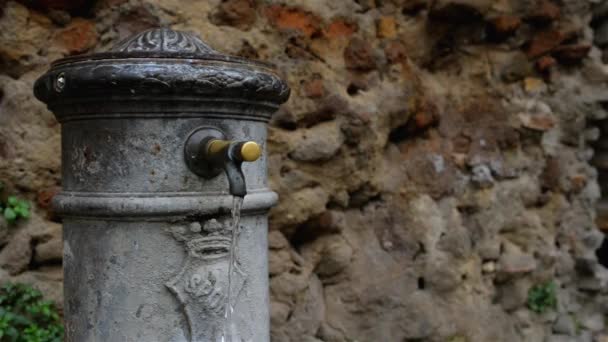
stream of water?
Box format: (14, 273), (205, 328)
(222, 196), (243, 342)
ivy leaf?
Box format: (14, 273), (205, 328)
(0, 283), (63, 340)
(527, 281), (557, 314)
(12, 206), (29, 219)
(17, 200), (29, 210)
(19, 208), (30, 219)
(3, 208), (16, 223)
(6, 196), (17, 207)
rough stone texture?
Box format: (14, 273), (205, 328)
(1, 0), (608, 341)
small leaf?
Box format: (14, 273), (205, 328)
(17, 200), (29, 210)
(19, 208), (30, 219)
(6, 196), (17, 207)
(13, 206), (29, 219)
(3, 208), (16, 223)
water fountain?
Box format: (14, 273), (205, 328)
(33, 28), (289, 341)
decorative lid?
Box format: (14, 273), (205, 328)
(34, 28), (290, 122)
(111, 28), (218, 55)
(53, 27), (256, 64)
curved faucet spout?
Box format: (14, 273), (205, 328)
(201, 139), (262, 198)
(223, 159), (247, 197)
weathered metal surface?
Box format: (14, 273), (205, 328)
(34, 28), (289, 341)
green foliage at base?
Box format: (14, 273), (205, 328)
(2, 197), (30, 225)
(0, 283), (63, 342)
(527, 281), (558, 314)
(0, 182), (30, 225)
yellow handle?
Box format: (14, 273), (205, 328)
(207, 140), (262, 162)
(239, 141), (262, 162)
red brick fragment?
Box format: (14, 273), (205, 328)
(384, 40), (408, 64)
(54, 18), (97, 55)
(303, 77), (325, 98)
(324, 19), (357, 39)
(37, 187), (60, 210)
(344, 37), (377, 71)
(412, 111), (437, 131)
(570, 174), (587, 193)
(536, 55), (557, 72)
(264, 5), (321, 38)
(407, 99), (440, 132)
(526, 30), (566, 58)
(553, 44), (591, 64)
(527, 0), (560, 25)
(489, 15), (521, 36)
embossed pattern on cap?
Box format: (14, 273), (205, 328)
(111, 28), (218, 55)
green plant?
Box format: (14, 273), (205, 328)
(527, 281), (558, 314)
(0, 283), (63, 342)
(0, 182), (30, 225)
(2, 197), (30, 225)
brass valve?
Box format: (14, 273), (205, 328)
(206, 140), (262, 162)
(184, 127), (263, 197)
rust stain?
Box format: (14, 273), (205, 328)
(152, 143), (161, 155)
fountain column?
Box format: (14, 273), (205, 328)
(33, 28), (289, 342)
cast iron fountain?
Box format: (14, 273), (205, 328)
(33, 28), (290, 341)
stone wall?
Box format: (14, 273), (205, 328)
(1, 0), (608, 341)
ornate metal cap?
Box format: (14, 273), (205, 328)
(34, 28), (290, 122)
(110, 28), (218, 55)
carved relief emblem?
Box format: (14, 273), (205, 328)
(166, 219), (249, 342)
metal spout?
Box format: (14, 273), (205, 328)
(184, 127), (263, 197)
(203, 139), (262, 197)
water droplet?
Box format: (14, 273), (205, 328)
(224, 196), (243, 342)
